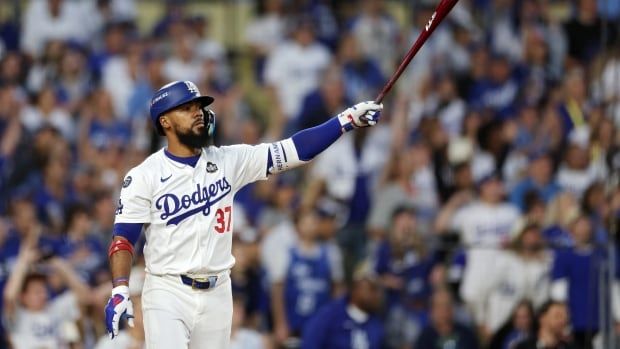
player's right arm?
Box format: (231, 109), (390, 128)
(226, 102), (383, 192)
(105, 168), (151, 339)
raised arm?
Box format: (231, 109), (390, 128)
(266, 101), (383, 175)
(48, 257), (92, 305)
(3, 246), (39, 317)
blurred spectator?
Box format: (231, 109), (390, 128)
(431, 76), (468, 138)
(520, 28), (557, 106)
(295, 64), (349, 132)
(594, 50), (620, 125)
(336, 33), (384, 103)
(32, 147), (75, 234)
(55, 43), (91, 113)
(350, 0), (399, 77)
(550, 215), (605, 349)
(436, 172), (520, 331)
(305, 124), (390, 275)
(26, 40), (66, 93)
(472, 223), (551, 335)
(509, 152), (561, 212)
(468, 53), (521, 120)
(245, 0), (287, 82)
(375, 206), (438, 349)
(264, 16), (331, 131)
(102, 41), (143, 120)
(488, 300), (535, 349)
(415, 288), (480, 349)
(0, 51), (29, 86)
(269, 209), (343, 344)
(163, 34), (202, 83)
(368, 145), (420, 240)
(557, 69), (589, 139)
(21, 0), (90, 57)
(514, 301), (574, 349)
(301, 262), (384, 349)
(563, 0), (618, 66)
(3, 245), (92, 349)
(57, 204), (106, 284)
(542, 192), (580, 249)
(230, 224), (263, 326)
(20, 85), (74, 141)
(556, 141), (602, 198)
(89, 22), (128, 83)
(78, 88), (131, 152)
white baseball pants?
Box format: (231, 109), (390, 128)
(142, 272), (232, 348)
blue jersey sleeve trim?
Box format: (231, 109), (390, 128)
(164, 149), (200, 167)
(291, 117), (342, 161)
(113, 223), (143, 245)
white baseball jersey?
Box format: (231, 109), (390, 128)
(462, 250), (552, 332)
(453, 201), (520, 324)
(114, 144), (269, 276)
(451, 201), (520, 248)
(8, 292), (80, 349)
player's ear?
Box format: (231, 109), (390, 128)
(160, 116), (170, 131)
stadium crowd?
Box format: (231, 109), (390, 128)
(0, 0), (619, 348)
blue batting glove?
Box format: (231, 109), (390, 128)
(105, 285), (134, 339)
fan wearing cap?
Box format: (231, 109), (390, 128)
(104, 80), (382, 348)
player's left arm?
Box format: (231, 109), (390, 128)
(266, 101), (383, 174)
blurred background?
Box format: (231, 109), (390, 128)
(0, 0), (619, 348)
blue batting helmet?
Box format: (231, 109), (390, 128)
(149, 80), (214, 135)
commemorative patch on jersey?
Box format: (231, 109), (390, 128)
(122, 176), (132, 188)
(206, 162), (218, 173)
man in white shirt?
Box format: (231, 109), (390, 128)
(264, 18), (331, 121)
(452, 173), (521, 330)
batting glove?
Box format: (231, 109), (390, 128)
(105, 285), (134, 339)
(337, 101), (383, 132)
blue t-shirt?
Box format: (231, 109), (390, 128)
(551, 246), (608, 331)
(374, 241), (435, 309)
(509, 177), (561, 212)
(285, 244), (332, 334)
(301, 297), (384, 349)
(57, 235), (106, 283)
(542, 225), (574, 250)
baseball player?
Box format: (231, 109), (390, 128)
(104, 80), (382, 348)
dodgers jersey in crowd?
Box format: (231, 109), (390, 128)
(114, 144), (269, 275)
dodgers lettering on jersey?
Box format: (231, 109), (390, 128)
(115, 144), (269, 275)
(155, 178), (232, 225)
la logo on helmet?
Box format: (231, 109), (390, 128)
(185, 81), (199, 95)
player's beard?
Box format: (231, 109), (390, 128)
(175, 123), (210, 149)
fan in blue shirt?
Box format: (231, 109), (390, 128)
(550, 215), (612, 349)
(301, 263), (384, 349)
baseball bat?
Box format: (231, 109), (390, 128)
(375, 0), (460, 104)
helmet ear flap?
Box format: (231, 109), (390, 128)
(204, 108), (216, 137)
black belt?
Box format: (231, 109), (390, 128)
(180, 275), (218, 290)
